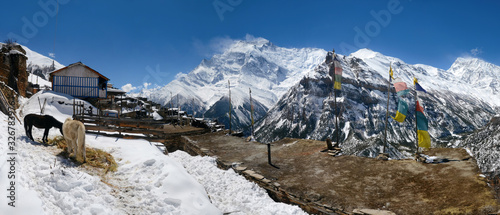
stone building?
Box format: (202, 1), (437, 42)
(0, 42), (28, 97)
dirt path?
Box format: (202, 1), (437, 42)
(183, 133), (499, 214)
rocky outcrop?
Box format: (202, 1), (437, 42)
(1, 42), (28, 97)
(450, 115), (500, 173)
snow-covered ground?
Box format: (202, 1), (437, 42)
(0, 90), (306, 214)
(170, 151), (307, 215)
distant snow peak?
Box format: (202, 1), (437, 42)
(350, 48), (379, 59)
(449, 56), (499, 79)
(454, 56), (481, 65)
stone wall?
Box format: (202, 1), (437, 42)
(0, 43), (28, 97)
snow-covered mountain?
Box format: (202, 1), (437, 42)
(444, 57), (499, 106)
(21, 44), (65, 80)
(255, 49), (498, 158)
(138, 37), (327, 130)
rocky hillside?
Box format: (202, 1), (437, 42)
(255, 49), (497, 158)
(449, 115), (500, 173)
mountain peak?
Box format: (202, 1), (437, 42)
(453, 56), (483, 65)
(449, 56), (498, 77)
(350, 48), (381, 59)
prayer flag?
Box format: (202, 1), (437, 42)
(334, 58), (342, 75)
(415, 82), (427, 93)
(389, 65), (394, 80)
(333, 56), (342, 90)
(393, 78), (410, 96)
(416, 101), (431, 148)
(391, 99), (408, 123)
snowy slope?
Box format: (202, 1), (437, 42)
(350, 49), (500, 107)
(137, 37), (327, 130)
(170, 151), (307, 215)
(447, 57), (500, 106)
(256, 49), (498, 158)
(28, 73), (52, 88)
(22, 45), (64, 70)
(21, 44), (65, 80)
(1, 90), (306, 214)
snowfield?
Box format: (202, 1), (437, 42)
(0, 90), (306, 214)
(170, 151), (307, 215)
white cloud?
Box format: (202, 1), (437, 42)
(48, 53), (55, 58)
(143, 82), (151, 89)
(192, 36), (237, 57)
(192, 38), (208, 57)
(192, 34), (270, 59)
(470, 47), (483, 56)
(209, 36), (237, 54)
(193, 34), (267, 57)
(121, 83), (137, 93)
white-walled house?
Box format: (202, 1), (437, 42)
(49, 62), (109, 98)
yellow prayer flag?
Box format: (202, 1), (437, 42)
(418, 130), (431, 148)
(334, 81), (341, 90)
(391, 111), (406, 123)
(389, 66), (394, 80)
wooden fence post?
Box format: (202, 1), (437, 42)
(73, 98), (75, 119)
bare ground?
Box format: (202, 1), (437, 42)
(183, 133), (499, 214)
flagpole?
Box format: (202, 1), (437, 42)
(383, 64), (392, 155)
(334, 88), (339, 146)
(414, 78), (419, 155)
(228, 80), (232, 135)
(332, 52), (340, 148)
(249, 88), (254, 137)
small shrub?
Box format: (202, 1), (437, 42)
(3, 38), (16, 47)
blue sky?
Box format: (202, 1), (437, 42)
(1, 0), (499, 91)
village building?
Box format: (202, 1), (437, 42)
(50, 62), (128, 116)
(50, 62), (110, 99)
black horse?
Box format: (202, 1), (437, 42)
(24, 114), (63, 144)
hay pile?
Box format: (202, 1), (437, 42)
(48, 136), (117, 173)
